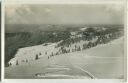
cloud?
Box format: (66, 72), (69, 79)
(5, 4), (124, 24)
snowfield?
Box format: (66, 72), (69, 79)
(8, 43), (59, 66)
(5, 37), (124, 79)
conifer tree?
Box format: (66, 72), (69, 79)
(26, 59), (28, 63)
(16, 60), (19, 65)
(35, 54), (39, 60)
(10, 63), (12, 66)
(45, 52), (47, 55)
(39, 53), (41, 55)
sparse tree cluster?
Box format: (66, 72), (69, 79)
(7, 59), (29, 66)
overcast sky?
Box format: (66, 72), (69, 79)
(5, 4), (124, 25)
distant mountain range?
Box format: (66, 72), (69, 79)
(5, 24), (124, 33)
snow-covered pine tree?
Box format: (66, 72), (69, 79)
(16, 60), (19, 65)
(26, 59), (28, 63)
(10, 63), (12, 66)
(39, 53), (41, 55)
(45, 52), (47, 55)
(35, 54), (39, 60)
(77, 46), (81, 51)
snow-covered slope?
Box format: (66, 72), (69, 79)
(84, 37), (124, 57)
(6, 37), (124, 79)
(8, 38), (91, 66)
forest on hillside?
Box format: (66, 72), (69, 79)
(5, 25), (124, 67)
